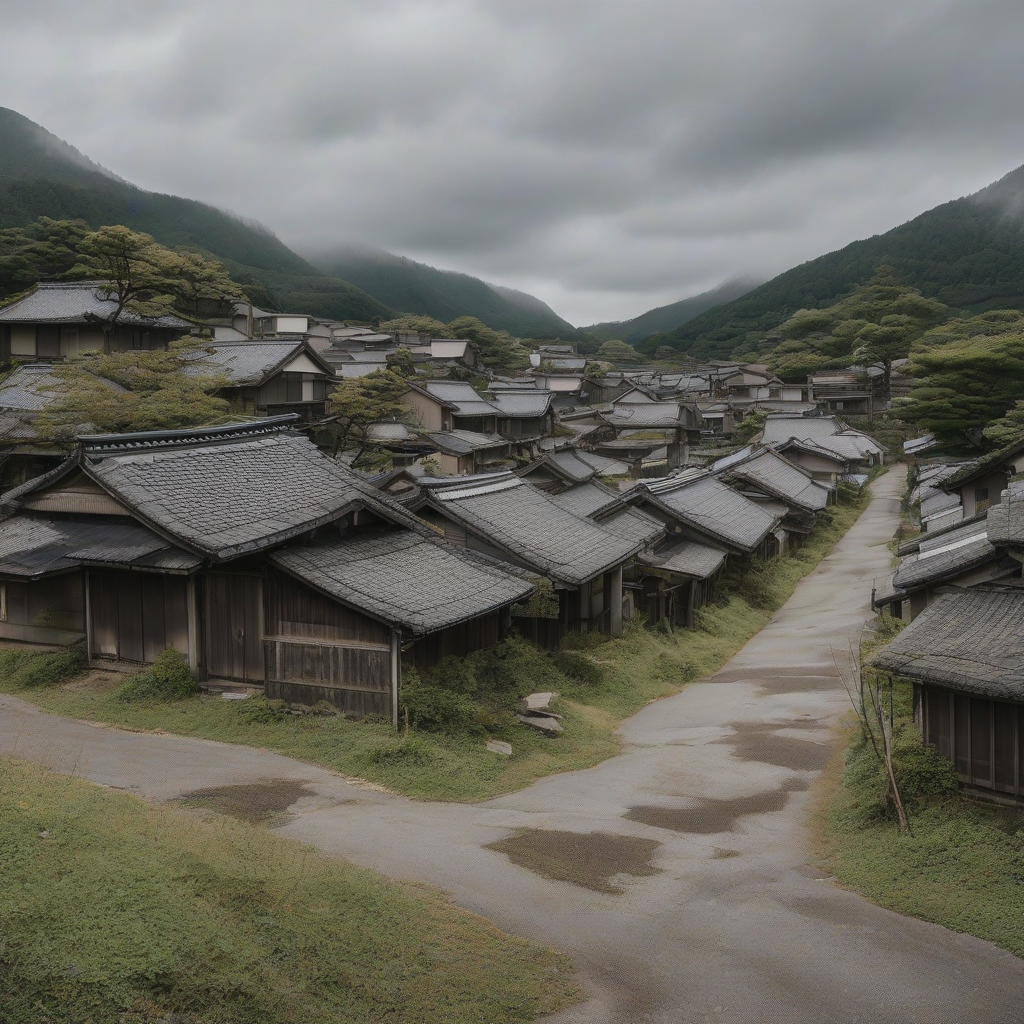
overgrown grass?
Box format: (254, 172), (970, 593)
(0, 484), (872, 802)
(0, 757), (579, 1023)
(819, 688), (1024, 958)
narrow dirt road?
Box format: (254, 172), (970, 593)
(3, 468), (1022, 1023)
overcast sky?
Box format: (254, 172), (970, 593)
(2, 0), (1024, 325)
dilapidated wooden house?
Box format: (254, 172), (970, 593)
(0, 281), (190, 360)
(873, 585), (1024, 803)
(413, 471), (645, 638)
(0, 417), (532, 719)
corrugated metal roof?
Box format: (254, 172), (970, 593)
(872, 588), (1024, 698)
(0, 281), (190, 329)
(270, 528), (532, 634)
(421, 474), (642, 585)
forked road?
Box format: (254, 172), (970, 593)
(2, 468), (1023, 1022)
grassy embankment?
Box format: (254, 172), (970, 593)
(0, 756), (578, 1024)
(816, 621), (1024, 958)
(0, 485), (873, 803)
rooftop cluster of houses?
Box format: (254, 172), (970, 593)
(871, 435), (1024, 804)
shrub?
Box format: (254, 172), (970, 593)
(725, 556), (785, 611)
(550, 650), (605, 688)
(237, 696), (291, 723)
(468, 636), (563, 697)
(400, 677), (480, 733)
(115, 648), (197, 703)
(9, 648), (86, 688)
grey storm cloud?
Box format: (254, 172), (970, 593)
(1, 0), (1024, 324)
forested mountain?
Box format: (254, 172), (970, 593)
(652, 164), (1024, 360)
(307, 245), (577, 338)
(0, 107), (389, 320)
(584, 277), (760, 344)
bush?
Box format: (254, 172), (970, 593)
(550, 650), (605, 688)
(0, 647), (86, 689)
(725, 556), (785, 611)
(401, 676), (480, 733)
(237, 696), (291, 723)
(469, 636), (564, 697)
(114, 648), (197, 703)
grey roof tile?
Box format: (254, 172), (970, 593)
(872, 587), (1024, 698)
(270, 528), (532, 634)
(421, 473), (642, 585)
(0, 281), (190, 329)
(488, 391), (554, 417)
(185, 339), (331, 385)
(716, 447), (830, 512)
(637, 470), (781, 553)
(894, 517), (999, 590)
(0, 514), (196, 577)
(988, 481), (1024, 546)
(642, 539), (728, 580)
(422, 381), (497, 417)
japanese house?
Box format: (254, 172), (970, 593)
(413, 471), (646, 637)
(940, 436), (1024, 519)
(0, 417), (532, 719)
(0, 281), (190, 360)
(873, 586), (1024, 803)
(193, 339), (336, 424)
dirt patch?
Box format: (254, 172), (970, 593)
(712, 848), (742, 859)
(487, 829), (662, 893)
(718, 723), (833, 771)
(180, 780), (312, 824)
(626, 778), (808, 835)
(712, 666), (839, 694)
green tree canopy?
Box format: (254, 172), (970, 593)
(768, 268), (947, 390)
(0, 218), (245, 322)
(36, 339), (231, 448)
(379, 315), (450, 336)
(984, 400), (1024, 447)
(446, 316), (530, 373)
(596, 339), (641, 363)
(894, 312), (1024, 449)
(327, 369), (411, 463)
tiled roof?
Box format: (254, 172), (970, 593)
(539, 449), (596, 484)
(270, 528), (532, 634)
(988, 481), (1024, 546)
(188, 340), (331, 385)
(775, 437), (850, 466)
(0, 514), (199, 578)
(547, 480), (622, 518)
(5, 419), (421, 561)
(760, 414), (846, 446)
(716, 447), (830, 512)
(872, 587), (1024, 698)
(893, 516), (999, 591)
(0, 281), (190, 329)
(421, 381), (497, 417)
(488, 390), (554, 417)
(420, 472), (642, 585)
(942, 436), (1024, 490)
(575, 450), (630, 476)
(425, 430), (509, 455)
(603, 401), (686, 427)
(642, 538), (728, 580)
(637, 469), (781, 553)
(920, 489), (962, 523)
(904, 433), (939, 455)
(813, 431), (888, 460)
(596, 506), (664, 547)
(0, 364), (65, 412)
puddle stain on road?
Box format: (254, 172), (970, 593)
(180, 779), (313, 824)
(719, 723), (833, 771)
(626, 778), (808, 835)
(487, 829), (663, 893)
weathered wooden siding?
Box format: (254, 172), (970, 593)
(204, 573), (264, 682)
(921, 684), (1024, 801)
(408, 610), (504, 668)
(90, 571), (188, 664)
(0, 573), (85, 645)
(263, 569), (392, 714)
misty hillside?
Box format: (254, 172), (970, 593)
(0, 107), (389, 320)
(656, 164), (1024, 360)
(308, 245), (577, 338)
(584, 278), (761, 344)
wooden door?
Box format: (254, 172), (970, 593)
(204, 574), (264, 683)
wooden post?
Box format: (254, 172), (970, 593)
(83, 571), (92, 667)
(186, 574), (200, 676)
(390, 630), (401, 729)
(609, 565), (623, 637)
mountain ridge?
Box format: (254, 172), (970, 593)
(655, 163), (1024, 360)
